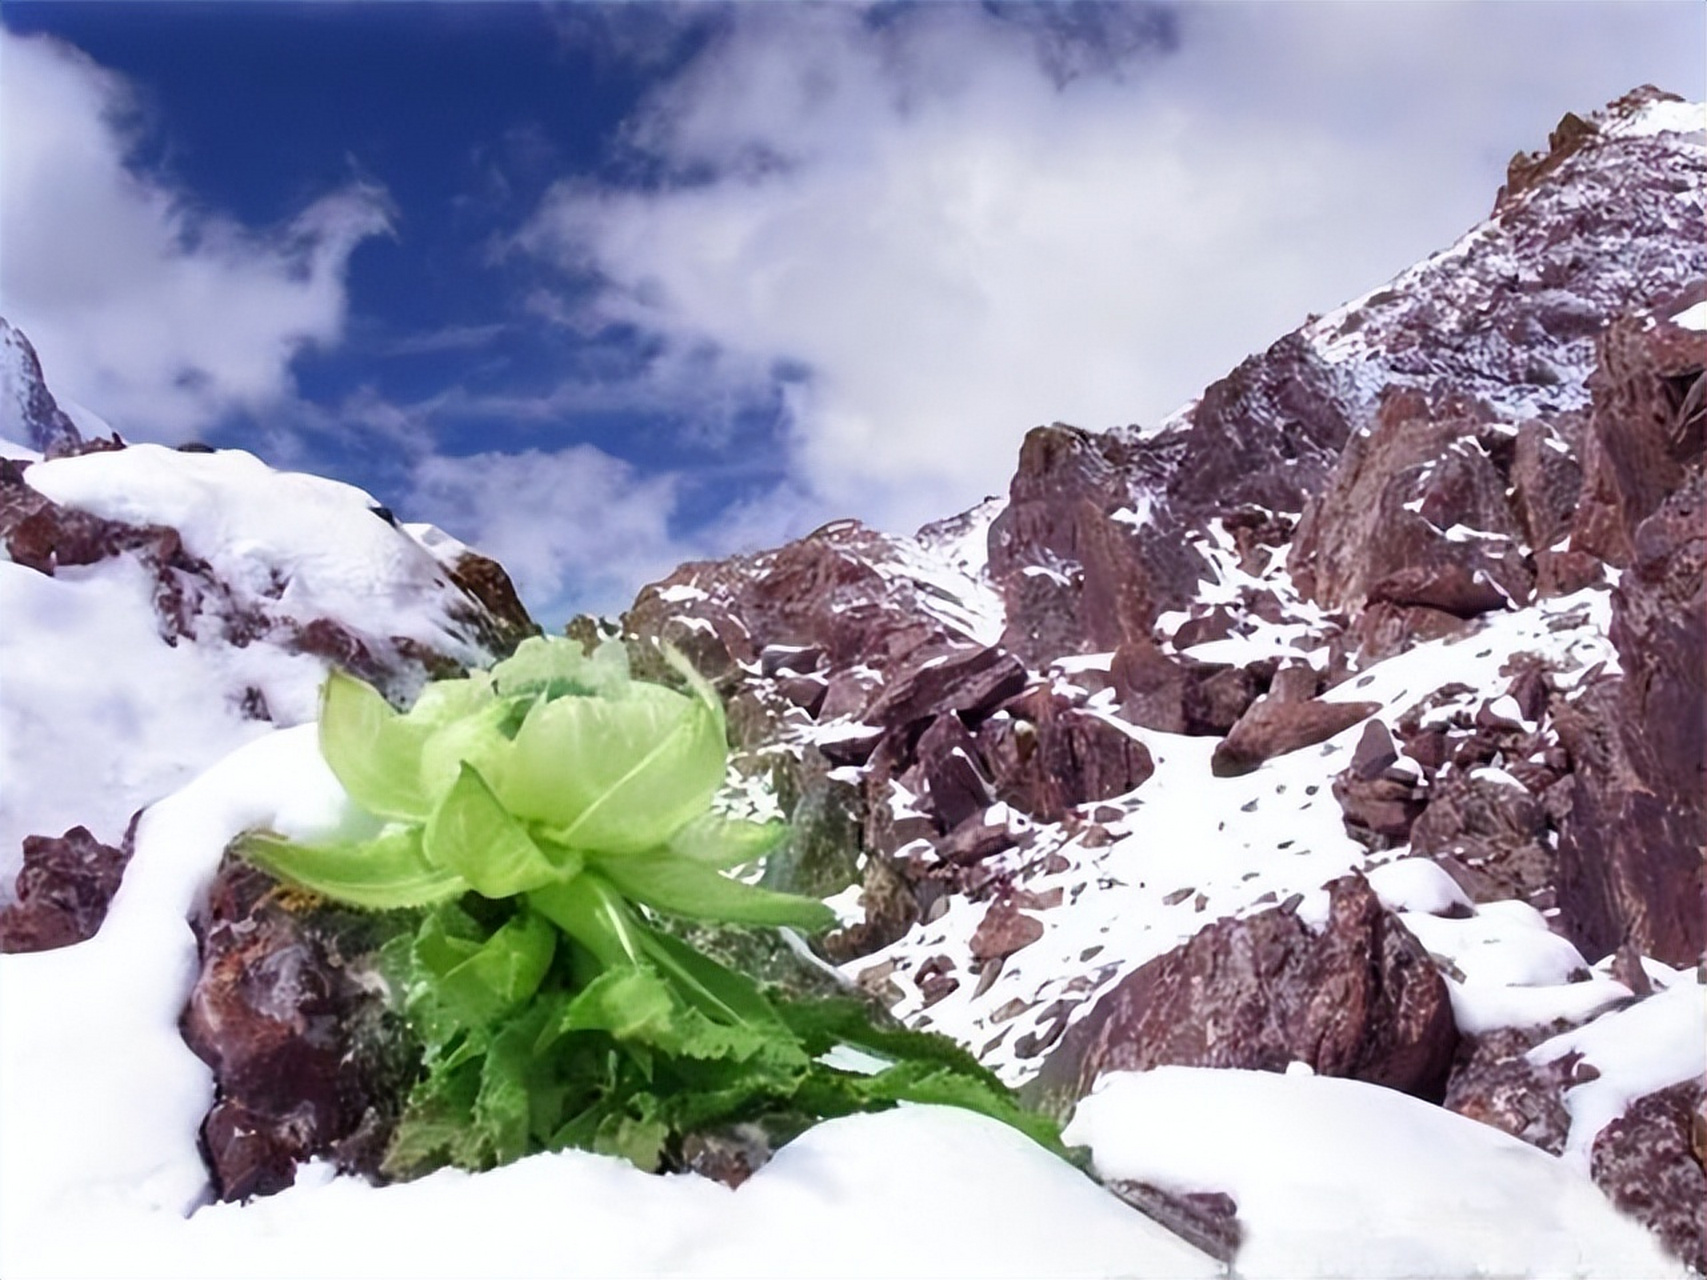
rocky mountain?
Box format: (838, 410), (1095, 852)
(0, 87), (1701, 1277)
(0, 321), (536, 948)
(612, 85), (1707, 1271)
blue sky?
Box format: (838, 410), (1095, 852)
(1, 2), (1701, 624)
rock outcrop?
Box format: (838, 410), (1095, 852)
(1025, 875), (1458, 1118)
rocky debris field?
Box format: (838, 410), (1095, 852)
(1, 87), (1703, 1279)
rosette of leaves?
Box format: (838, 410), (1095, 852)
(238, 636), (1061, 1178)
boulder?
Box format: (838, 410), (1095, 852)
(1210, 695), (1380, 777)
(0, 821), (136, 953)
(180, 859), (417, 1201)
(1290, 389), (1532, 620)
(1571, 308), (1705, 566)
(1442, 1026), (1573, 1155)
(1409, 772), (1555, 907)
(1590, 1080), (1707, 1276)
(1026, 874), (1458, 1118)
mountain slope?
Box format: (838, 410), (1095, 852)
(0, 88), (1701, 1279)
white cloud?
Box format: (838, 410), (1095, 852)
(407, 445), (683, 622)
(0, 29), (389, 441)
(517, 2), (1705, 536)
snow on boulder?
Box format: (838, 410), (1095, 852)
(1066, 1065), (1689, 1279)
(1, 438), (535, 904)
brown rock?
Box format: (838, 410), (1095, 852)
(1443, 1026), (1573, 1155)
(1572, 308), (1705, 567)
(969, 903), (1045, 962)
(1555, 473), (1705, 976)
(864, 644), (1028, 732)
(1348, 601), (1471, 663)
(1590, 1081), (1707, 1276)
(991, 694), (1156, 822)
(1105, 1182), (1243, 1265)
(914, 714), (995, 832)
(1509, 415), (1585, 550)
(1211, 695), (1380, 777)
(1026, 874), (1458, 1117)
(1409, 771), (1556, 908)
(0, 820), (137, 953)
(181, 859), (416, 1201)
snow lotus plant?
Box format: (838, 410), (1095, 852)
(238, 636), (1062, 1177)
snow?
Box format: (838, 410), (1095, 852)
(1605, 96), (1707, 140)
(1065, 1066), (1687, 1279)
(0, 726), (1218, 1280)
(1, 442), (514, 890)
(1672, 299), (1707, 331)
(1364, 856), (1472, 917)
(25, 445), (479, 655)
(1528, 979), (1707, 1171)
(0, 553), (320, 886)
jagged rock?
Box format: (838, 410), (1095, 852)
(1443, 1026), (1573, 1155)
(1409, 772), (1555, 908)
(1104, 1182), (1243, 1266)
(1332, 721), (1428, 850)
(1026, 874), (1458, 1118)
(0, 319), (83, 456)
(1210, 694), (1380, 777)
(1552, 467), (1704, 967)
(1165, 330), (1355, 515)
(181, 859), (417, 1201)
(969, 902), (1044, 962)
(914, 714), (996, 832)
(1497, 109), (1602, 209)
(760, 755), (865, 901)
(1590, 1080), (1707, 1276)
(988, 425), (1206, 663)
(1509, 415), (1585, 552)
(1111, 643), (1261, 737)
(1572, 307), (1706, 567)
(1347, 601), (1470, 663)
(985, 690), (1155, 822)
(1291, 389), (1531, 622)
(864, 644), (1027, 732)
(0, 820), (136, 952)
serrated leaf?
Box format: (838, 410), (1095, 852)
(557, 965), (678, 1042)
(636, 925), (788, 1033)
(595, 850), (836, 931)
(318, 668), (434, 820)
(435, 909), (557, 1030)
(424, 764), (574, 897)
(236, 826), (466, 910)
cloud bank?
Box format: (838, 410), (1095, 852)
(0, 29), (389, 441)
(516, 1), (1705, 535)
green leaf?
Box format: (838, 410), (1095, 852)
(424, 763), (575, 897)
(528, 872), (648, 970)
(434, 909), (557, 1030)
(236, 826), (466, 910)
(318, 668), (434, 821)
(775, 996), (1010, 1093)
(515, 681), (726, 854)
(418, 696), (525, 808)
(667, 812), (789, 869)
(859, 1060), (1069, 1155)
(403, 669), (498, 729)
(595, 850), (836, 931)
(492, 635), (630, 700)
(557, 965), (678, 1042)
(636, 925), (788, 1032)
